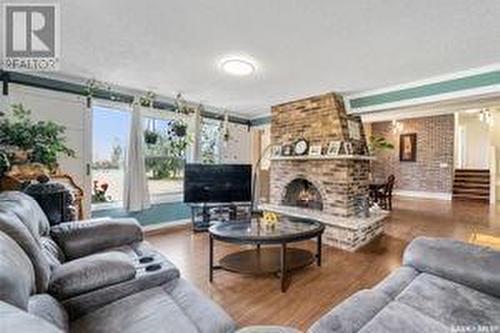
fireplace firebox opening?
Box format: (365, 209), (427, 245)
(282, 178), (323, 210)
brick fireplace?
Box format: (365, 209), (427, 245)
(260, 92), (387, 251)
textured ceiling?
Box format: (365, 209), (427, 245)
(42, 1), (500, 117)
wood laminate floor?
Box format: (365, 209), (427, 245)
(147, 197), (500, 331)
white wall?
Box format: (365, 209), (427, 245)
(2, 84), (91, 215)
(457, 113), (490, 169)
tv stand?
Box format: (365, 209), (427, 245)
(188, 202), (252, 232)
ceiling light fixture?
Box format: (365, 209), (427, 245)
(219, 57), (256, 76)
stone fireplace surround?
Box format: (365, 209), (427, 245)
(259, 92), (387, 251)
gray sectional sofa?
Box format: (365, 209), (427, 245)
(309, 237), (500, 333)
(0, 191), (236, 332)
(2, 190), (500, 333)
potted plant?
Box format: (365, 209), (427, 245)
(171, 120), (187, 137)
(144, 129), (159, 144)
(368, 135), (394, 154)
(0, 103), (75, 173)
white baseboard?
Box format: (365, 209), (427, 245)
(393, 190), (452, 201)
(143, 219), (191, 233)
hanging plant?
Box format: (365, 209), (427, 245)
(171, 120), (187, 137)
(222, 110), (230, 142)
(144, 129), (159, 145)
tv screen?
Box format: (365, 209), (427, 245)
(183, 164), (252, 203)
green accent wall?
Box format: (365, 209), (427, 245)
(250, 116), (271, 126)
(350, 71), (500, 109)
(92, 201), (190, 226)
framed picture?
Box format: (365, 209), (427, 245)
(271, 145), (282, 157)
(399, 133), (417, 162)
(282, 144), (293, 156)
(342, 142), (353, 155)
(327, 141), (341, 156)
(347, 120), (361, 140)
(309, 145), (322, 156)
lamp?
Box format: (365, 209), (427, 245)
(251, 143), (273, 212)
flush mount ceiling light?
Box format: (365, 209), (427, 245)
(219, 56), (256, 76)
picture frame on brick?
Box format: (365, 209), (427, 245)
(399, 133), (417, 162)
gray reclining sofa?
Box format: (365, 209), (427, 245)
(309, 237), (500, 333)
(0, 191), (235, 332)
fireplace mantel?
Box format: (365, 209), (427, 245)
(270, 154), (375, 162)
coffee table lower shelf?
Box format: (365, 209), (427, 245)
(219, 247), (314, 275)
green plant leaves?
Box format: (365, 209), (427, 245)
(0, 103), (75, 170)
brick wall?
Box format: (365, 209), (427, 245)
(371, 115), (454, 194)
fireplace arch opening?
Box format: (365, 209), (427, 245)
(282, 178), (323, 210)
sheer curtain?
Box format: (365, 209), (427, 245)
(123, 99), (151, 212)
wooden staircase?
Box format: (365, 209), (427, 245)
(453, 169), (490, 202)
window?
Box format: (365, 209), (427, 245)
(91, 106), (130, 207)
(144, 117), (188, 201)
(201, 118), (221, 164)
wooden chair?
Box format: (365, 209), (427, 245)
(375, 175), (395, 210)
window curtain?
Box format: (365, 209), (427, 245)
(123, 99), (151, 212)
(187, 105), (202, 163)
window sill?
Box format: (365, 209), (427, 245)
(91, 192), (184, 212)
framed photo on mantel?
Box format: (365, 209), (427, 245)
(399, 133), (417, 162)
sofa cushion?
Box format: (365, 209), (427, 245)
(308, 290), (391, 333)
(70, 278), (236, 333)
(0, 301), (62, 333)
(358, 301), (448, 333)
(396, 273), (500, 328)
(28, 294), (68, 331)
(403, 237), (500, 298)
(0, 209), (52, 292)
(49, 251), (136, 300)
(0, 191), (51, 237)
(372, 267), (419, 300)
(0, 231), (35, 310)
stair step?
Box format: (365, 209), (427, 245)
(455, 169), (490, 173)
(452, 193), (489, 200)
(453, 188), (489, 195)
(453, 177), (490, 183)
(454, 173), (490, 177)
(453, 182), (490, 188)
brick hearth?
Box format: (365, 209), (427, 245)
(263, 92), (387, 251)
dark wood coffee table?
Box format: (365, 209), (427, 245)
(208, 216), (324, 292)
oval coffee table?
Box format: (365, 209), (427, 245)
(208, 216), (324, 292)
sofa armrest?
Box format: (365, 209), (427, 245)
(48, 252), (136, 300)
(403, 236), (500, 297)
(50, 218), (143, 259)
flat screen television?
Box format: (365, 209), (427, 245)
(183, 164), (252, 203)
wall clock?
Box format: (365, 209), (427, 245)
(294, 139), (309, 155)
